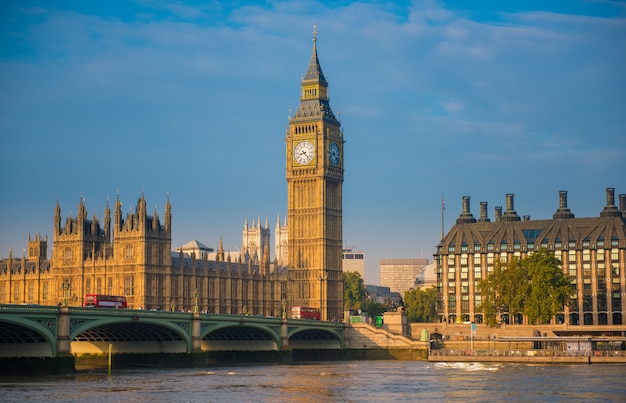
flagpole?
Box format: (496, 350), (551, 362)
(441, 195), (445, 241)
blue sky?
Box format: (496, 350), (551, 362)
(1, 1), (625, 284)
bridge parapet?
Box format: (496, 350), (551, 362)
(0, 304), (59, 313)
(0, 305), (347, 358)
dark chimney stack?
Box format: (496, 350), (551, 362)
(553, 190), (574, 219)
(478, 201), (490, 222)
(502, 193), (521, 221)
(456, 196), (477, 224)
(600, 187), (621, 217)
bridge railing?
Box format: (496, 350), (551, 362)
(0, 304), (60, 313)
(431, 348), (626, 358)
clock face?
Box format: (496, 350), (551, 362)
(329, 142), (340, 166)
(294, 140), (315, 165)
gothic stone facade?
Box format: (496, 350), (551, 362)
(286, 31), (344, 321)
(435, 188), (626, 327)
(0, 194), (288, 316)
(0, 33), (345, 318)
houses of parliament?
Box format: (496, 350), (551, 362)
(0, 30), (345, 321)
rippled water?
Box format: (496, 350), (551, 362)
(1, 361), (625, 402)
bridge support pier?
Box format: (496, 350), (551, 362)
(192, 313), (201, 352)
(57, 307), (72, 356)
(280, 318), (289, 350)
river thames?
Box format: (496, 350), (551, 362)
(1, 361), (625, 402)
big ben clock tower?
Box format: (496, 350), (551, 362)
(286, 27), (344, 321)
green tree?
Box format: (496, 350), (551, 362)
(404, 287), (438, 322)
(524, 249), (571, 324)
(478, 257), (528, 326)
(478, 249), (571, 326)
(363, 299), (387, 320)
(343, 271), (366, 311)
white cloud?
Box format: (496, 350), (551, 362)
(443, 99), (463, 113)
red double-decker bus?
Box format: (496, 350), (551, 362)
(84, 294), (127, 309)
(291, 306), (321, 320)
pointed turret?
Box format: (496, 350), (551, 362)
(103, 198), (111, 240)
(217, 237), (225, 262)
(164, 195), (171, 233)
(114, 193), (123, 232)
(54, 197), (62, 235)
(77, 195), (87, 233)
(138, 191), (147, 215)
(303, 26), (328, 87)
(152, 205), (159, 231)
(78, 195), (87, 220)
(91, 212), (98, 234)
(291, 26), (338, 124)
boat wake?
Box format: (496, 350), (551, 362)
(434, 362), (501, 372)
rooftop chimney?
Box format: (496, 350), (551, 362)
(478, 201), (490, 222)
(456, 196), (477, 224)
(600, 187), (621, 217)
(553, 190), (575, 219)
(495, 206), (502, 222)
(620, 194), (626, 218)
(502, 193), (521, 221)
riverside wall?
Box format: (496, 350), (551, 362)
(410, 322), (626, 340)
(345, 323), (428, 349)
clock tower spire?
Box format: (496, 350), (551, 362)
(286, 27), (344, 321)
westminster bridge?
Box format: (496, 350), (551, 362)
(0, 304), (347, 359)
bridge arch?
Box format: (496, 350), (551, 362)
(70, 316), (192, 354)
(288, 326), (343, 349)
(201, 322), (280, 351)
(0, 315), (57, 357)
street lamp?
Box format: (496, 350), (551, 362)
(62, 279), (71, 307)
(194, 289), (199, 314)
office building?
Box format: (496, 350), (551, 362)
(380, 258), (429, 295)
(434, 188), (626, 326)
